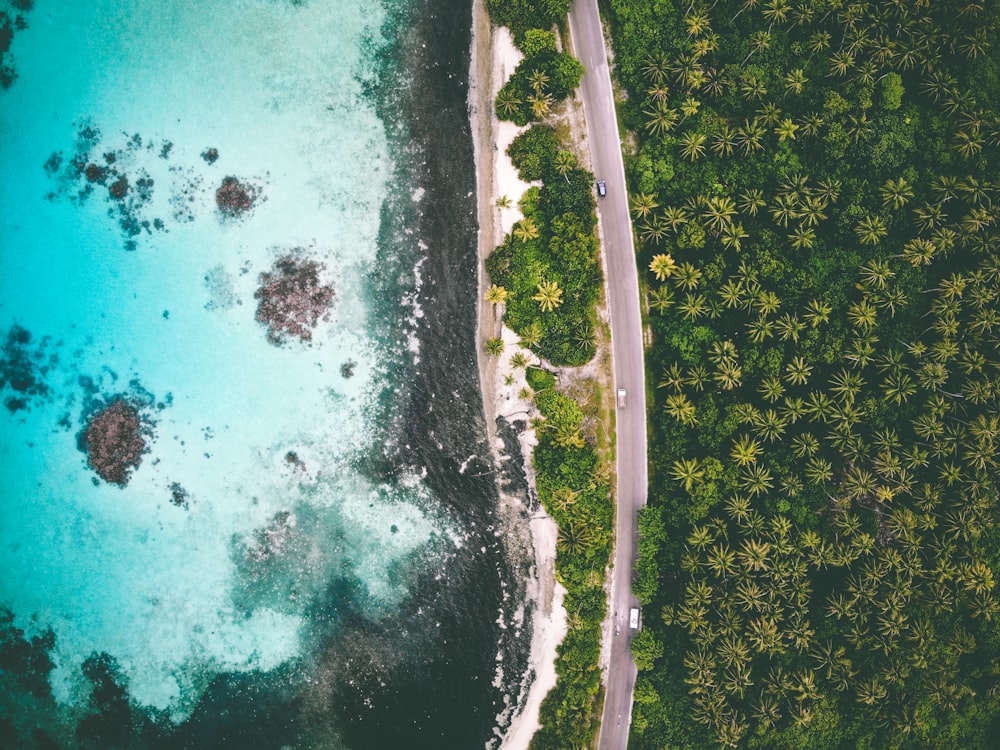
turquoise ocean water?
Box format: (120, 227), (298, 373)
(0, 0), (525, 746)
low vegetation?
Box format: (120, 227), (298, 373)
(485, 2), (615, 747)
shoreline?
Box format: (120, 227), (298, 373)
(467, 2), (568, 748)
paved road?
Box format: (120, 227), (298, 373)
(567, 1), (648, 748)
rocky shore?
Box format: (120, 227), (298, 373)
(468, 2), (568, 747)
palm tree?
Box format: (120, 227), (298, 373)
(737, 119), (766, 154)
(731, 436), (761, 467)
(703, 196), (738, 231)
(495, 195), (512, 209)
(901, 238), (937, 266)
(746, 316), (774, 344)
(641, 51), (670, 84)
(758, 376), (785, 403)
(679, 293), (708, 320)
(741, 464), (774, 496)
(638, 216), (670, 246)
(496, 88), (522, 118)
(798, 195), (827, 227)
(673, 262), (704, 291)
(804, 299), (832, 327)
(775, 118), (799, 141)
(662, 206), (691, 233)
(631, 192), (659, 219)
(509, 351), (529, 369)
(485, 284), (509, 308)
(532, 280), (563, 312)
(845, 113), (873, 142)
(805, 456), (833, 484)
(645, 83), (670, 103)
(671, 457), (704, 491)
(528, 69), (549, 94)
(658, 363), (684, 392)
(678, 92), (701, 116)
(880, 177), (915, 209)
(770, 194), (800, 226)
(644, 103), (680, 136)
(717, 279), (746, 309)
(513, 217), (539, 242)
(799, 113), (825, 137)
(649, 253), (677, 280)
(529, 93), (554, 120)
(665, 393), (698, 426)
(551, 486), (579, 512)
(847, 299), (877, 331)
(553, 150), (577, 182)
(721, 223), (748, 251)
(855, 215), (887, 245)
(829, 50), (855, 76)
(518, 321), (543, 348)
(558, 521), (592, 556)
(784, 68), (808, 95)
(785, 356), (812, 385)
(789, 226), (815, 249)
(684, 9), (712, 36)
(648, 285), (675, 311)
(860, 259), (894, 289)
(484, 337), (504, 356)
(738, 189), (765, 216)
(679, 131), (709, 160)
(715, 360), (743, 391)
(712, 126), (737, 156)
(775, 313), (805, 342)
(791, 434), (819, 461)
(740, 76), (768, 101)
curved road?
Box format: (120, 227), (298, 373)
(567, 1), (648, 748)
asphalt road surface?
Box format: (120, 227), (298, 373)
(568, 1), (649, 748)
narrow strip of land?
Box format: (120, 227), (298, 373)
(567, 1), (648, 747)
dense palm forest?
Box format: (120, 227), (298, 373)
(603, 0), (1000, 746)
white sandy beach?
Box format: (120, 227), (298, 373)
(468, 2), (569, 748)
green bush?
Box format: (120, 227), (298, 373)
(525, 366), (556, 392)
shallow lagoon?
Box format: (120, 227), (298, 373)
(0, 0), (521, 746)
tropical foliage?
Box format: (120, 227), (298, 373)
(484, 8), (616, 748)
(485, 125), (603, 366)
(604, 0), (1000, 747)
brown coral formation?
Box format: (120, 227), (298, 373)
(83, 399), (147, 486)
(254, 255), (334, 345)
(215, 176), (259, 216)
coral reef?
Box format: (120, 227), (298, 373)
(81, 399), (148, 487)
(169, 482), (190, 509)
(1, 2), (35, 92)
(215, 176), (259, 217)
(0, 324), (55, 413)
(254, 254), (334, 345)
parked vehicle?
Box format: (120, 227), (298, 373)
(629, 607), (640, 630)
(596, 179), (607, 197)
(617, 387), (626, 408)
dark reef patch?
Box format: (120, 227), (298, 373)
(44, 122), (166, 250)
(74, 378), (163, 487)
(0, 324), (57, 413)
(169, 482), (190, 509)
(80, 398), (151, 487)
(42, 122), (262, 250)
(254, 253), (334, 345)
(215, 175), (261, 218)
(1, 0), (35, 92)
